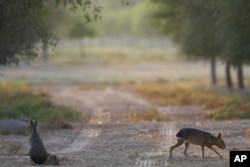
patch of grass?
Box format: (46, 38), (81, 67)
(205, 98), (250, 120)
(131, 80), (230, 107)
(125, 108), (170, 122)
(131, 80), (250, 120)
(0, 82), (82, 128)
(48, 46), (183, 65)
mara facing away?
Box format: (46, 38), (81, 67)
(28, 119), (59, 165)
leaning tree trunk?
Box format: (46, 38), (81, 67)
(237, 64), (245, 90)
(225, 62), (233, 89)
(210, 57), (217, 86)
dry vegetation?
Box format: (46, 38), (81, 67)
(48, 45), (182, 65)
(125, 108), (171, 122)
(130, 79), (250, 120)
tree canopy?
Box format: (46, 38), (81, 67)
(220, 0), (250, 66)
(150, 0), (250, 65)
(0, 0), (100, 66)
(150, 0), (250, 89)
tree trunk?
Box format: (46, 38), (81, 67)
(210, 57), (217, 86)
(79, 40), (85, 57)
(42, 44), (48, 63)
(237, 64), (244, 90)
(225, 62), (233, 89)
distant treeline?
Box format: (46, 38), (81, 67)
(150, 0), (250, 89)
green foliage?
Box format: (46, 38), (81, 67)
(88, 0), (156, 37)
(149, 0), (250, 65)
(0, 0), (53, 65)
(130, 1), (156, 36)
(150, 0), (223, 59)
(219, 0), (250, 65)
(181, 1), (223, 59)
(0, 82), (81, 125)
(150, 0), (183, 35)
(68, 20), (96, 38)
(0, 0), (101, 66)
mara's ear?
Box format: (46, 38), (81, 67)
(217, 133), (221, 139)
(30, 119), (33, 125)
(34, 120), (38, 127)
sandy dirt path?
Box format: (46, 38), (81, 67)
(0, 85), (250, 167)
(47, 86), (250, 166)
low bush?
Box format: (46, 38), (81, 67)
(0, 82), (82, 128)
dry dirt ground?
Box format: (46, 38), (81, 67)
(0, 85), (250, 167)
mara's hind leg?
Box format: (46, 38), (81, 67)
(169, 138), (185, 158)
(184, 142), (190, 157)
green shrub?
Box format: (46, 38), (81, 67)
(0, 82), (82, 128)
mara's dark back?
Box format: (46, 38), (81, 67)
(176, 128), (212, 139)
(29, 134), (48, 164)
(28, 120), (48, 164)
